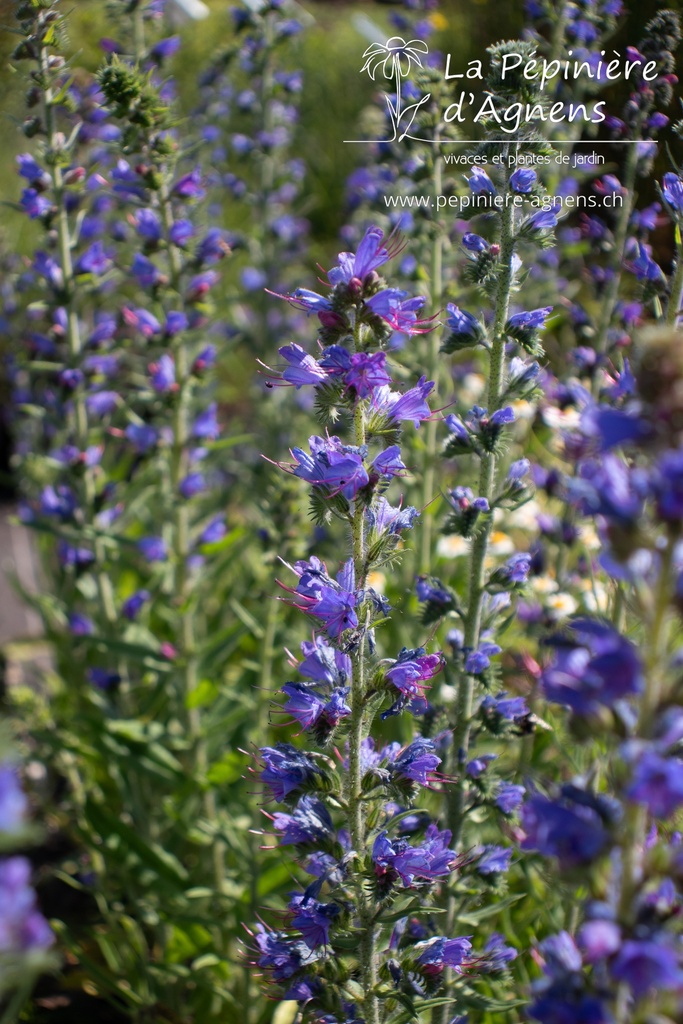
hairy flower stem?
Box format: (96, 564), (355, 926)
(39, 45), (117, 630)
(419, 140), (444, 574)
(665, 234), (683, 326)
(345, 320), (380, 1024)
(593, 133), (641, 363)
(432, 170), (516, 1024)
(158, 181), (226, 907)
(451, 172), (515, 843)
(615, 532), (675, 1023)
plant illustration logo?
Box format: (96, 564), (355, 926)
(353, 36), (432, 143)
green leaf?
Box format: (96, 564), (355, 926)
(84, 799), (188, 887)
(458, 893), (525, 925)
(186, 678), (220, 710)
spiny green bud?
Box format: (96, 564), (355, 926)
(98, 59), (144, 111)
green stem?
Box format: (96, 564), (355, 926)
(419, 134), (444, 575)
(345, 319), (380, 1024)
(432, 163), (517, 1024)
(448, 167), (516, 845)
(615, 532), (675, 1023)
(40, 46), (117, 628)
(665, 236), (683, 326)
(0, 974), (36, 1024)
(593, 130), (641, 362)
(158, 180), (226, 902)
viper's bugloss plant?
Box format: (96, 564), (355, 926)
(249, 225), (524, 1024)
(0, 725), (55, 1019)
(8, 0), (248, 1018)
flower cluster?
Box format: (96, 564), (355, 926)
(251, 227), (518, 1022)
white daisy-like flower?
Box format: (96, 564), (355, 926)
(459, 372), (486, 405)
(361, 36), (429, 81)
(167, 0), (210, 22)
(437, 535), (469, 559)
(546, 592), (578, 618)
(532, 575), (559, 595)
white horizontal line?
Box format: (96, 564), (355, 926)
(343, 139), (646, 144)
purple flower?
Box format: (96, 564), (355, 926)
(123, 307), (161, 337)
(151, 35), (182, 60)
(372, 445), (406, 478)
(392, 824), (454, 886)
(242, 267), (267, 291)
(507, 307), (552, 333)
(192, 403), (219, 438)
(297, 637), (351, 687)
(475, 844), (512, 875)
(125, 424), (158, 452)
(416, 936), (473, 973)
(290, 436), (369, 500)
(366, 497), (419, 535)
(577, 919), (621, 963)
(33, 251), (63, 289)
(0, 767), (28, 833)
(542, 618), (643, 715)
(496, 783), (525, 813)
(271, 795), (335, 846)
(0, 857), (53, 952)
(179, 472), (205, 499)
(150, 354), (176, 392)
(17, 153), (47, 184)
(165, 311), (189, 336)
(254, 924), (314, 981)
(371, 376), (434, 428)
(281, 682), (350, 731)
(137, 536), (167, 562)
(68, 612), (95, 637)
(57, 542), (95, 568)
(567, 456), (647, 526)
(651, 448), (683, 521)
(521, 792), (609, 867)
(288, 894), (339, 949)
(662, 172), (683, 212)
(328, 225), (393, 285)
(135, 209), (162, 241)
(467, 167), (496, 194)
(385, 649), (443, 699)
(611, 940), (683, 998)
(511, 168), (537, 192)
(86, 390), (119, 416)
(173, 167), (205, 200)
(88, 668), (121, 690)
(626, 751), (683, 817)
(121, 590), (151, 620)
(21, 188), (52, 219)
(416, 577), (452, 606)
(628, 243), (665, 285)
(365, 290), (429, 334)
(291, 557), (359, 639)
(279, 344), (327, 388)
(199, 516), (227, 545)
(169, 219), (195, 247)
(131, 253), (163, 288)
(481, 933), (517, 972)
(259, 744), (322, 802)
(527, 209), (557, 232)
(389, 738), (441, 786)
(462, 232), (489, 253)
(345, 351), (392, 398)
(187, 270), (218, 300)
(465, 642), (502, 674)
(445, 304), (483, 344)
